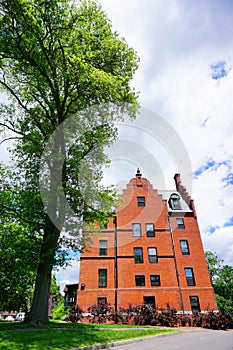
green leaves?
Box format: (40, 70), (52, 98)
(0, 222), (41, 311)
(0, 0), (139, 323)
(205, 251), (233, 321)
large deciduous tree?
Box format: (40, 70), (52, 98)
(0, 0), (139, 325)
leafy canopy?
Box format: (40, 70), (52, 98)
(0, 0), (139, 324)
(0, 0), (139, 240)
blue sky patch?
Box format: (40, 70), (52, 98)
(222, 173), (233, 187)
(224, 216), (233, 227)
(194, 160), (216, 177)
(207, 225), (219, 234)
(210, 61), (229, 80)
(194, 159), (231, 178)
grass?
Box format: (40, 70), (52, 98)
(0, 321), (178, 350)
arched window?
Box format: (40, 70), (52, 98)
(169, 193), (181, 210)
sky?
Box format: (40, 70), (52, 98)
(97, 0), (233, 267)
(1, 0), (233, 287)
(58, 0), (233, 286)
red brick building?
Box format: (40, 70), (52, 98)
(77, 170), (217, 313)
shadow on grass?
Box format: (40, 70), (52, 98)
(0, 326), (176, 350)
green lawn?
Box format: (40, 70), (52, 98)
(0, 322), (177, 350)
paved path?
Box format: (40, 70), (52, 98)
(110, 329), (233, 350)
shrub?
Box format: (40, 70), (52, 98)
(67, 304), (83, 323)
(67, 301), (232, 329)
(51, 298), (70, 320)
(88, 301), (113, 324)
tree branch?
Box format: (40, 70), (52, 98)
(0, 203), (44, 228)
(0, 136), (22, 145)
(0, 122), (28, 137)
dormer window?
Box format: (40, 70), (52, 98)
(169, 193), (181, 210)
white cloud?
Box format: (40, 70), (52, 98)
(202, 227), (233, 266)
(55, 260), (80, 292)
(59, 0), (233, 278)
(98, 0), (233, 266)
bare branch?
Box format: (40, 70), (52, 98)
(0, 78), (29, 113)
(0, 122), (27, 137)
(0, 136), (22, 145)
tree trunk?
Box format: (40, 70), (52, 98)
(26, 215), (61, 326)
(26, 130), (66, 326)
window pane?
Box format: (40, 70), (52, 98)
(132, 223), (141, 237)
(176, 218), (185, 229)
(146, 223), (155, 237)
(185, 268), (195, 286)
(143, 296), (155, 308)
(137, 197), (145, 207)
(150, 275), (160, 286)
(134, 247), (143, 263)
(169, 194), (181, 210)
(98, 269), (107, 288)
(135, 275), (145, 286)
(180, 240), (189, 255)
(148, 247), (158, 263)
(190, 296), (200, 312)
(98, 297), (107, 304)
(99, 240), (107, 256)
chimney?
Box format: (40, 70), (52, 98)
(136, 168), (142, 186)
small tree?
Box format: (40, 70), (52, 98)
(51, 298), (70, 321)
(205, 251), (233, 323)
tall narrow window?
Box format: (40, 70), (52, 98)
(146, 223), (155, 237)
(135, 275), (145, 286)
(148, 247), (158, 263)
(134, 247), (143, 263)
(180, 240), (190, 255)
(132, 223), (141, 237)
(176, 218), (185, 229)
(99, 240), (107, 256)
(98, 269), (107, 288)
(185, 268), (195, 286)
(137, 196), (145, 207)
(189, 296), (200, 312)
(169, 194), (181, 210)
(150, 275), (160, 286)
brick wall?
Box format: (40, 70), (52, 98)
(77, 171), (217, 313)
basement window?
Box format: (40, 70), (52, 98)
(98, 297), (107, 305)
(189, 296), (201, 312)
